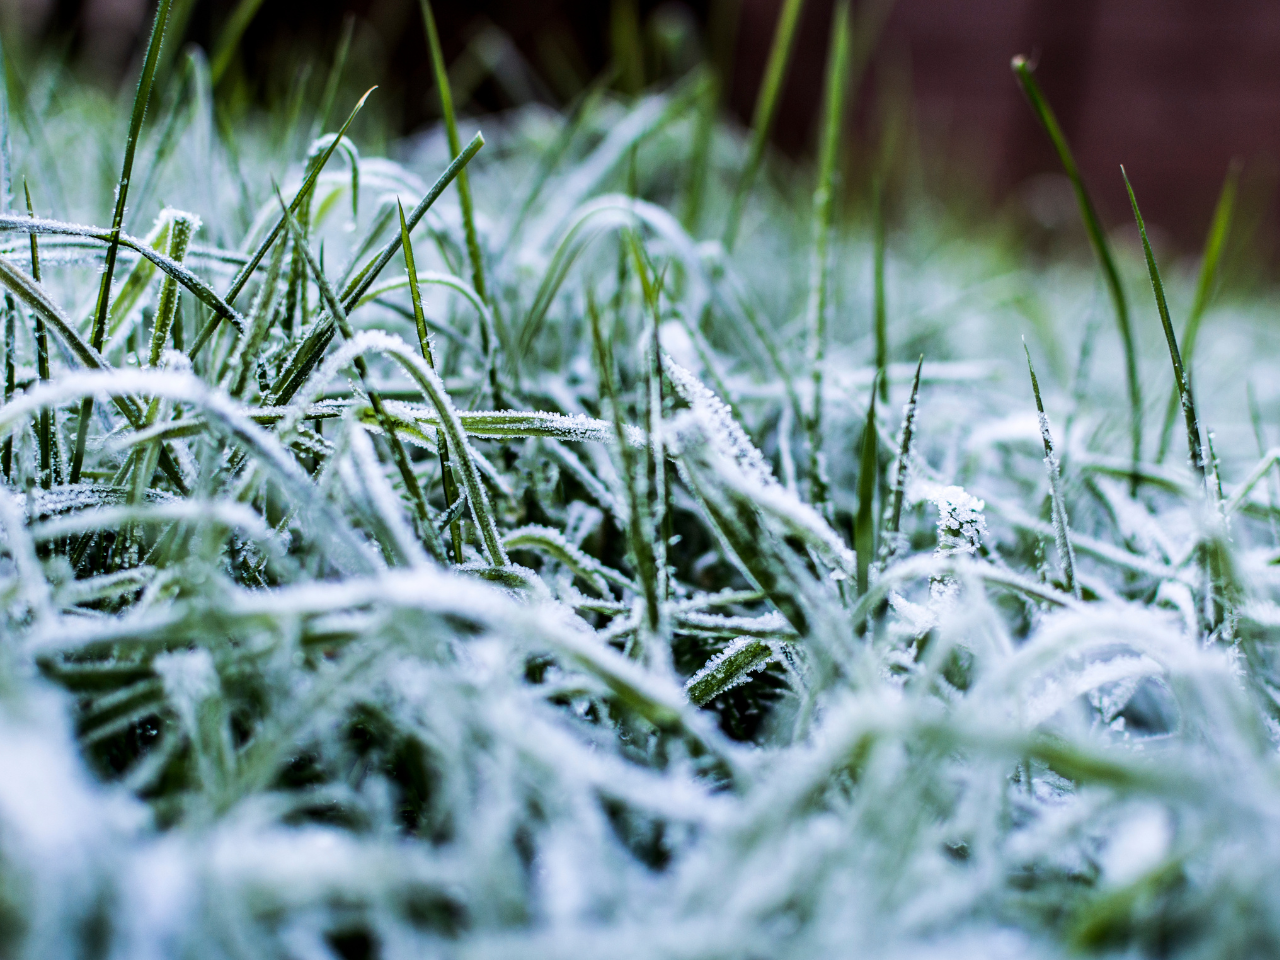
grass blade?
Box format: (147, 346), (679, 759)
(209, 0), (267, 85)
(873, 176), (888, 403)
(1025, 340), (1080, 599)
(722, 0), (807, 251)
(71, 0), (174, 484)
(1121, 166), (1206, 486)
(883, 354), (922, 559)
(855, 377), (879, 596)
(805, 0), (851, 513)
(1157, 161), (1239, 462)
(25, 181), (52, 488)
(400, 200), (463, 563)
(1012, 56), (1141, 483)
(421, 0), (489, 306)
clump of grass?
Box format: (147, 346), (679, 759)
(3, 9), (1280, 960)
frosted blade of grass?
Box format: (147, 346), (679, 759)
(276, 188), (447, 564)
(72, 0), (174, 484)
(504, 525), (616, 597)
(883, 354), (922, 555)
(855, 378), (879, 596)
(188, 88), (376, 361)
(1, 295), (12, 479)
(421, 0), (488, 305)
(805, 0), (851, 513)
(1157, 162), (1238, 463)
(400, 201), (462, 563)
(25, 181), (52, 488)
(1121, 167), (1206, 486)
(686, 636), (776, 705)
(1012, 56), (1141, 481)
(722, 0), (807, 252)
(1025, 341), (1080, 599)
(1247, 382), (1280, 546)
(148, 212), (197, 367)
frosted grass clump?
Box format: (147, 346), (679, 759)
(4, 18), (1280, 960)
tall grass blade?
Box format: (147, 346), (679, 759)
(71, 0), (174, 484)
(209, 0), (267, 85)
(884, 354), (922, 556)
(25, 181), (52, 488)
(421, 0), (489, 306)
(1012, 56), (1141, 482)
(855, 378), (879, 596)
(313, 15), (356, 139)
(722, 0), (806, 251)
(1025, 341), (1080, 599)
(805, 0), (851, 513)
(1122, 166), (1206, 486)
(400, 200), (463, 563)
(1157, 161), (1239, 462)
(873, 176), (888, 403)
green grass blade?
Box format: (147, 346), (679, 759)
(1012, 56), (1141, 480)
(71, 0), (174, 484)
(2, 294), (12, 479)
(400, 200), (463, 563)
(149, 213), (196, 366)
(855, 377), (879, 596)
(873, 176), (888, 404)
(722, 0), (806, 251)
(805, 0), (851, 513)
(1025, 341), (1080, 599)
(1121, 166), (1205, 485)
(313, 15), (356, 139)
(421, 0), (489, 306)
(884, 354), (922, 551)
(1157, 161), (1238, 462)
(25, 181), (51, 487)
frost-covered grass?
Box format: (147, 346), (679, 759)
(7, 7), (1280, 960)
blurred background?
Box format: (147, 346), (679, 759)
(3, 0), (1279, 263)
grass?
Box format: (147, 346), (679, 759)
(4, 7), (1280, 960)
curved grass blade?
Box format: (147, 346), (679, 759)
(883, 354), (922, 557)
(1013, 56), (1141, 484)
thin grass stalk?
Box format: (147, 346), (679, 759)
(631, 235), (670, 619)
(1025, 341), (1080, 599)
(722, 0), (806, 251)
(24, 182), (51, 488)
(400, 201), (463, 563)
(1157, 162), (1238, 462)
(2, 295), (12, 479)
(1121, 167), (1206, 486)
(421, 0), (489, 308)
(312, 15), (356, 140)
(805, 0), (851, 513)
(1012, 56), (1141, 484)
(71, 0), (173, 484)
(855, 376), (879, 596)
(209, 0), (268, 84)
(276, 189), (448, 564)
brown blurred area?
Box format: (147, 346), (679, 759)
(4, 0), (1279, 254)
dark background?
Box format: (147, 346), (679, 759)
(6, 0), (1280, 255)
